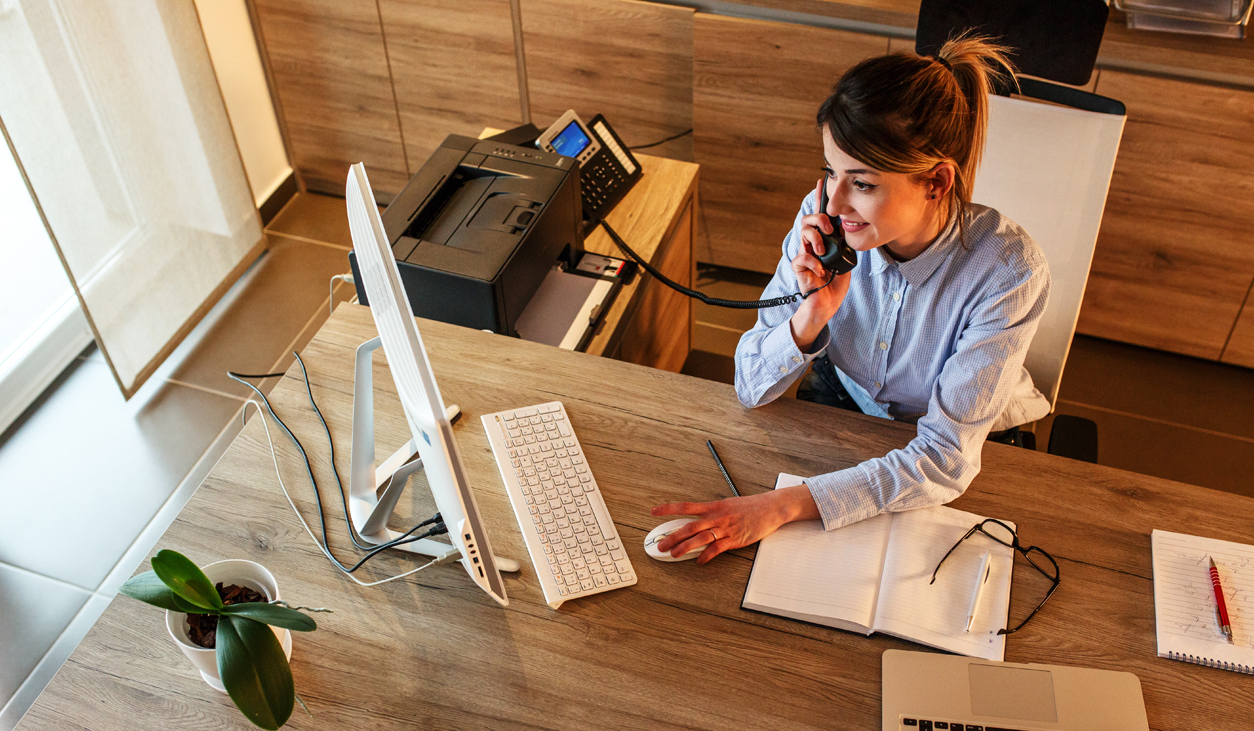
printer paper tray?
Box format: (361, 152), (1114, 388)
(514, 268), (618, 352)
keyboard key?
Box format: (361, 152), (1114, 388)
(935, 724), (948, 730)
(902, 721), (917, 728)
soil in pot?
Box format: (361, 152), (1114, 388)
(187, 583), (266, 648)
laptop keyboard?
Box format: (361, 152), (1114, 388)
(901, 720), (1036, 730)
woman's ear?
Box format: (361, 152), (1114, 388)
(924, 163), (956, 201)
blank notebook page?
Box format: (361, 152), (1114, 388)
(746, 514), (893, 632)
(1152, 530), (1254, 673)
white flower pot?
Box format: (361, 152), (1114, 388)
(164, 559), (293, 693)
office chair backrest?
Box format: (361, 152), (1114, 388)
(971, 83), (1125, 409)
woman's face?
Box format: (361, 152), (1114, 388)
(820, 128), (952, 261)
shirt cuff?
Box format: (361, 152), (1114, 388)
(804, 467), (881, 531)
(760, 320), (828, 378)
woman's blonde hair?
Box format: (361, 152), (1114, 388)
(816, 33), (1016, 244)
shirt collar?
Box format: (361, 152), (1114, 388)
(897, 212), (960, 288)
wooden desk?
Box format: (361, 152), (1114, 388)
(21, 306), (1254, 729)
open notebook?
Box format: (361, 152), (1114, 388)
(742, 474), (1014, 661)
(1151, 529), (1253, 674)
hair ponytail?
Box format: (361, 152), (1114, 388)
(816, 33), (1016, 244)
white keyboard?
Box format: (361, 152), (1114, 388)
(482, 401), (636, 608)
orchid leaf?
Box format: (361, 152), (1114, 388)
(217, 615), (294, 730)
(151, 550), (223, 610)
(219, 603), (316, 632)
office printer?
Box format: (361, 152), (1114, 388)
(349, 134), (583, 336)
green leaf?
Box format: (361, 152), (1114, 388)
(219, 603), (316, 632)
(118, 571), (181, 611)
(151, 550), (223, 610)
(217, 616), (294, 730)
(172, 593), (217, 615)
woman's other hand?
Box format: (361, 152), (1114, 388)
(651, 485), (821, 564)
(791, 179), (852, 351)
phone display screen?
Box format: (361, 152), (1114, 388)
(550, 122), (591, 158)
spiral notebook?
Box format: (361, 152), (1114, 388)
(1151, 530), (1254, 674)
(741, 474), (1014, 661)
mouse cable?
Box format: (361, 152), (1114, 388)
(229, 363), (441, 561)
(598, 219), (834, 309)
(241, 400), (450, 587)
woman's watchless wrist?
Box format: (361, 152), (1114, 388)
(789, 305), (829, 353)
(774, 484), (822, 524)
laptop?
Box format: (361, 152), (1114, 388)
(882, 650), (1149, 731)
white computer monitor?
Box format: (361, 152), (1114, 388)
(346, 163), (508, 606)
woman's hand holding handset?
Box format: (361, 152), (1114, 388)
(652, 485), (821, 563)
(791, 178), (853, 352)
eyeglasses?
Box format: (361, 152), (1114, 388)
(930, 518), (1060, 636)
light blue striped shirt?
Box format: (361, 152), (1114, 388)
(735, 195), (1051, 531)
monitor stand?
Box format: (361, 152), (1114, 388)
(348, 336), (520, 572)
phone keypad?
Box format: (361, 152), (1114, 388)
(581, 160), (628, 216)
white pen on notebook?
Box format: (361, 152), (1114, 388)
(966, 550), (992, 632)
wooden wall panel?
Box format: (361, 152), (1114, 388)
(694, 15), (888, 273)
(252, 0), (409, 198)
(621, 202), (693, 371)
(522, 0), (694, 160)
(1222, 295), (1254, 368)
(1077, 70), (1254, 359)
(379, 0), (522, 173)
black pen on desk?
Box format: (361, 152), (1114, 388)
(706, 440), (740, 497)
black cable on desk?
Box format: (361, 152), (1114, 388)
(229, 359), (445, 574)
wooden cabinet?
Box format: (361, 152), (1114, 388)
(581, 154), (698, 372)
(378, 0), (522, 173)
(693, 15), (888, 273)
(1223, 297), (1254, 368)
(620, 201), (694, 371)
(1078, 70), (1254, 359)
(520, 0), (694, 157)
(250, 0), (409, 197)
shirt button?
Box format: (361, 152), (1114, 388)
(879, 342), (888, 351)
(893, 292), (901, 301)
(791, 355), (802, 364)
(779, 365), (788, 374)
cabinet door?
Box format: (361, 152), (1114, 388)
(620, 201), (693, 372)
(694, 14), (888, 273)
(521, 0), (694, 158)
(1223, 296), (1254, 368)
(1078, 70), (1254, 359)
(378, 0), (522, 172)
(252, 0), (409, 197)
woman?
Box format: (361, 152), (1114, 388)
(654, 36), (1051, 562)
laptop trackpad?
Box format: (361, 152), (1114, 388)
(969, 664), (1058, 723)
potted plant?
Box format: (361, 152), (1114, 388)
(119, 550), (322, 730)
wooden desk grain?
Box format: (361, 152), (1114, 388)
(20, 305), (1254, 730)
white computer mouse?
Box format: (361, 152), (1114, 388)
(644, 518), (711, 562)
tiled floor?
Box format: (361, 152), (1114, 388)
(0, 193), (357, 729)
(3, 194), (1253, 728)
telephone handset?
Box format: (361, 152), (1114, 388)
(816, 173), (858, 275)
(537, 110), (643, 233)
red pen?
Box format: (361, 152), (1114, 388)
(1209, 555), (1235, 644)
